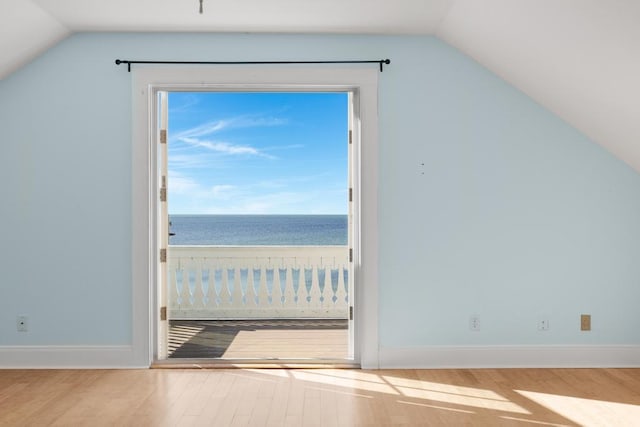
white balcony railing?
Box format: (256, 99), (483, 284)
(167, 246), (350, 319)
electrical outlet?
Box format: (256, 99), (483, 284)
(17, 316), (28, 332)
(538, 318), (550, 331)
(469, 315), (480, 331)
(581, 314), (591, 331)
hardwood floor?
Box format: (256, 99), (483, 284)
(1, 368), (640, 426)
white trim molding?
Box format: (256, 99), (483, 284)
(132, 67), (380, 368)
(379, 345), (640, 369)
(0, 346), (144, 369)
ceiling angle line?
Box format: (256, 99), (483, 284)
(114, 59), (391, 72)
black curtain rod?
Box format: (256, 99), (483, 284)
(115, 59), (391, 72)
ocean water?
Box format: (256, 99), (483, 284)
(168, 215), (348, 246)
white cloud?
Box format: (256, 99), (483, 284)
(169, 153), (213, 169)
(173, 115), (288, 140)
(168, 172), (199, 195)
(180, 137), (275, 159)
(169, 95), (200, 113)
(202, 190), (315, 215)
(210, 185), (238, 200)
(166, 173), (310, 214)
(235, 116), (288, 128)
(175, 120), (229, 139)
(169, 114), (296, 160)
(262, 144), (305, 152)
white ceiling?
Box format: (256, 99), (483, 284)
(1, 0), (639, 173)
(30, 0), (453, 33)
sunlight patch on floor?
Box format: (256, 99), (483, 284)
(382, 375), (509, 400)
(290, 370), (399, 395)
(516, 389), (640, 426)
(221, 329), (348, 359)
(393, 384), (530, 414)
(500, 415), (571, 427)
(300, 369), (389, 383)
(398, 400), (476, 414)
(244, 368), (292, 378)
(262, 370), (531, 415)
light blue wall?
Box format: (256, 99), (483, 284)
(1, 33), (639, 349)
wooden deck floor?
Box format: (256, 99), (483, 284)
(169, 319), (349, 360)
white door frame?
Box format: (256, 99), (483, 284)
(131, 67), (380, 368)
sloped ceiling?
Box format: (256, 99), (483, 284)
(1, 0), (639, 172)
(437, 0), (640, 173)
(0, 0), (69, 79)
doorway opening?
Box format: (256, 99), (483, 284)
(156, 90), (358, 363)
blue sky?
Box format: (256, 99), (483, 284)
(168, 92), (348, 215)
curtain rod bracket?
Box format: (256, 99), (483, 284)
(114, 59), (391, 73)
(114, 59), (131, 72)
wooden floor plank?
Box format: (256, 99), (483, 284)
(2, 368), (640, 426)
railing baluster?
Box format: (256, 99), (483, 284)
(343, 267), (349, 304)
(291, 267), (301, 305)
(276, 261), (292, 307)
(229, 267), (241, 310)
(272, 265), (284, 307)
(188, 268), (195, 306)
(265, 267), (275, 306)
(213, 267), (223, 307)
(239, 268), (248, 306)
(229, 267), (240, 309)
(219, 266), (232, 307)
(250, 267), (260, 306)
(309, 266), (322, 308)
(175, 268), (184, 306)
(202, 267), (211, 307)
(258, 266), (270, 309)
(168, 261), (179, 312)
(317, 265), (327, 306)
(304, 267), (313, 305)
(336, 266), (348, 308)
(192, 258), (205, 311)
(330, 268), (340, 304)
(180, 259), (193, 310)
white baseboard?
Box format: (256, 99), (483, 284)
(379, 345), (640, 369)
(4, 344), (638, 369)
(0, 345), (148, 369)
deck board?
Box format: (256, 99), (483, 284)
(168, 319), (348, 359)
